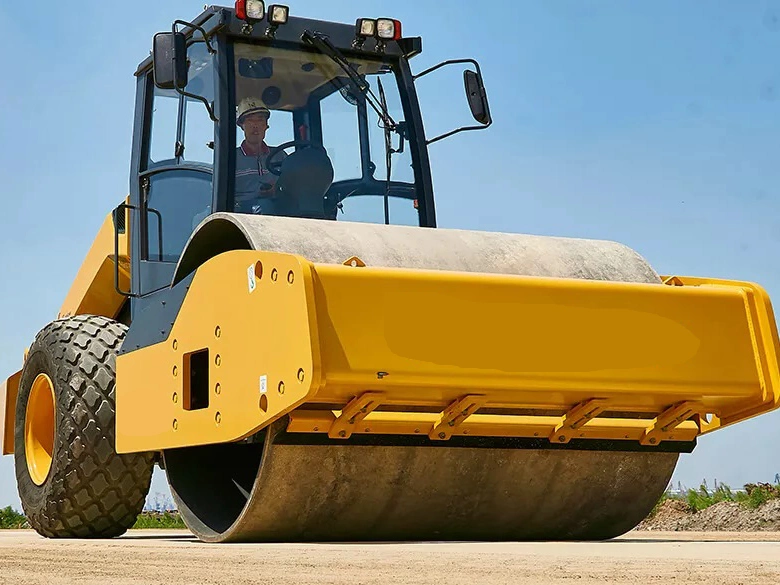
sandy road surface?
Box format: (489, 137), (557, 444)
(2, 530), (780, 585)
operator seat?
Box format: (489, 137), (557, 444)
(274, 146), (334, 219)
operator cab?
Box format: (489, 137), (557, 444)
(127, 3), (490, 297)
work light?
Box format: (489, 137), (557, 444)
(268, 5), (289, 25)
(235, 0), (265, 22)
(376, 18), (402, 41)
(355, 18), (377, 38)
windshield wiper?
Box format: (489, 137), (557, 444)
(301, 30), (396, 130)
(377, 77), (392, 225)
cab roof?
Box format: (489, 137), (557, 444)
(135, 5), (421, 76)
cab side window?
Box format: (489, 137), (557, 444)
(148, 87), (180, 165)
(181, 42), (215, 166)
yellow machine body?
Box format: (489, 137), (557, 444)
(113, 249), (780, 454)
(3, 212), (780, 543)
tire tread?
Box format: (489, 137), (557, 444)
(15, 315), (154, 538)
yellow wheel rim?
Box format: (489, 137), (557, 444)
(25, 373), (55, 486)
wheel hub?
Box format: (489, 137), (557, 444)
(25, 373), (55, 486)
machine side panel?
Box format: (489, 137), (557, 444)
(1, 370), (21, 455)
(115, 251), (321, 454)
(119, 273), (194, 354)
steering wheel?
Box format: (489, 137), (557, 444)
(265, 140), (322, 176)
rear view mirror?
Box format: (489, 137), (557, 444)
(413, 58), (492, 145)
(464, 70), (491, 125)
(153, 32), (188, 90)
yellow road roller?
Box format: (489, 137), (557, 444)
(2, 2), (779, 542)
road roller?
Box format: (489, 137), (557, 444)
(2, 2), (780, 543)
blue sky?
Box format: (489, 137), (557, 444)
(1, 1), (780, 508)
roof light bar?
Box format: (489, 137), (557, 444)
(353, 17), (403, 50)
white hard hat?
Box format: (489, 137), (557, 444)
(237, 97), (270, 125)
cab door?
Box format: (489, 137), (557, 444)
(135, 42), (216, 297)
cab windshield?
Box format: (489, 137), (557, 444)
(230, 41), (419, 226)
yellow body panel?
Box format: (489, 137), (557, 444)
(58, 206), (130, 320)
(1, 370), (21, 455)
(115, 250), (780, 453)
(311, 266), (778, 410)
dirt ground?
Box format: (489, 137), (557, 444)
(1, 530), (780, 585)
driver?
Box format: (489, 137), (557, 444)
(234, 97), (285, 214)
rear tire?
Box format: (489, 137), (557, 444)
(14, 315), (155, 538)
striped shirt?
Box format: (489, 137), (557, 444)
(234, 141), (284, 214)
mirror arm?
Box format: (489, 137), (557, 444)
(175, 87), (219, 123)
(172, 19), (216, 54)
(413, 58), (481, 80)
(426, 123), (490, 146)
(169, 19), (218, 122)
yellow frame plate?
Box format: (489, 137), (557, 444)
(116, 251), (322, 453)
